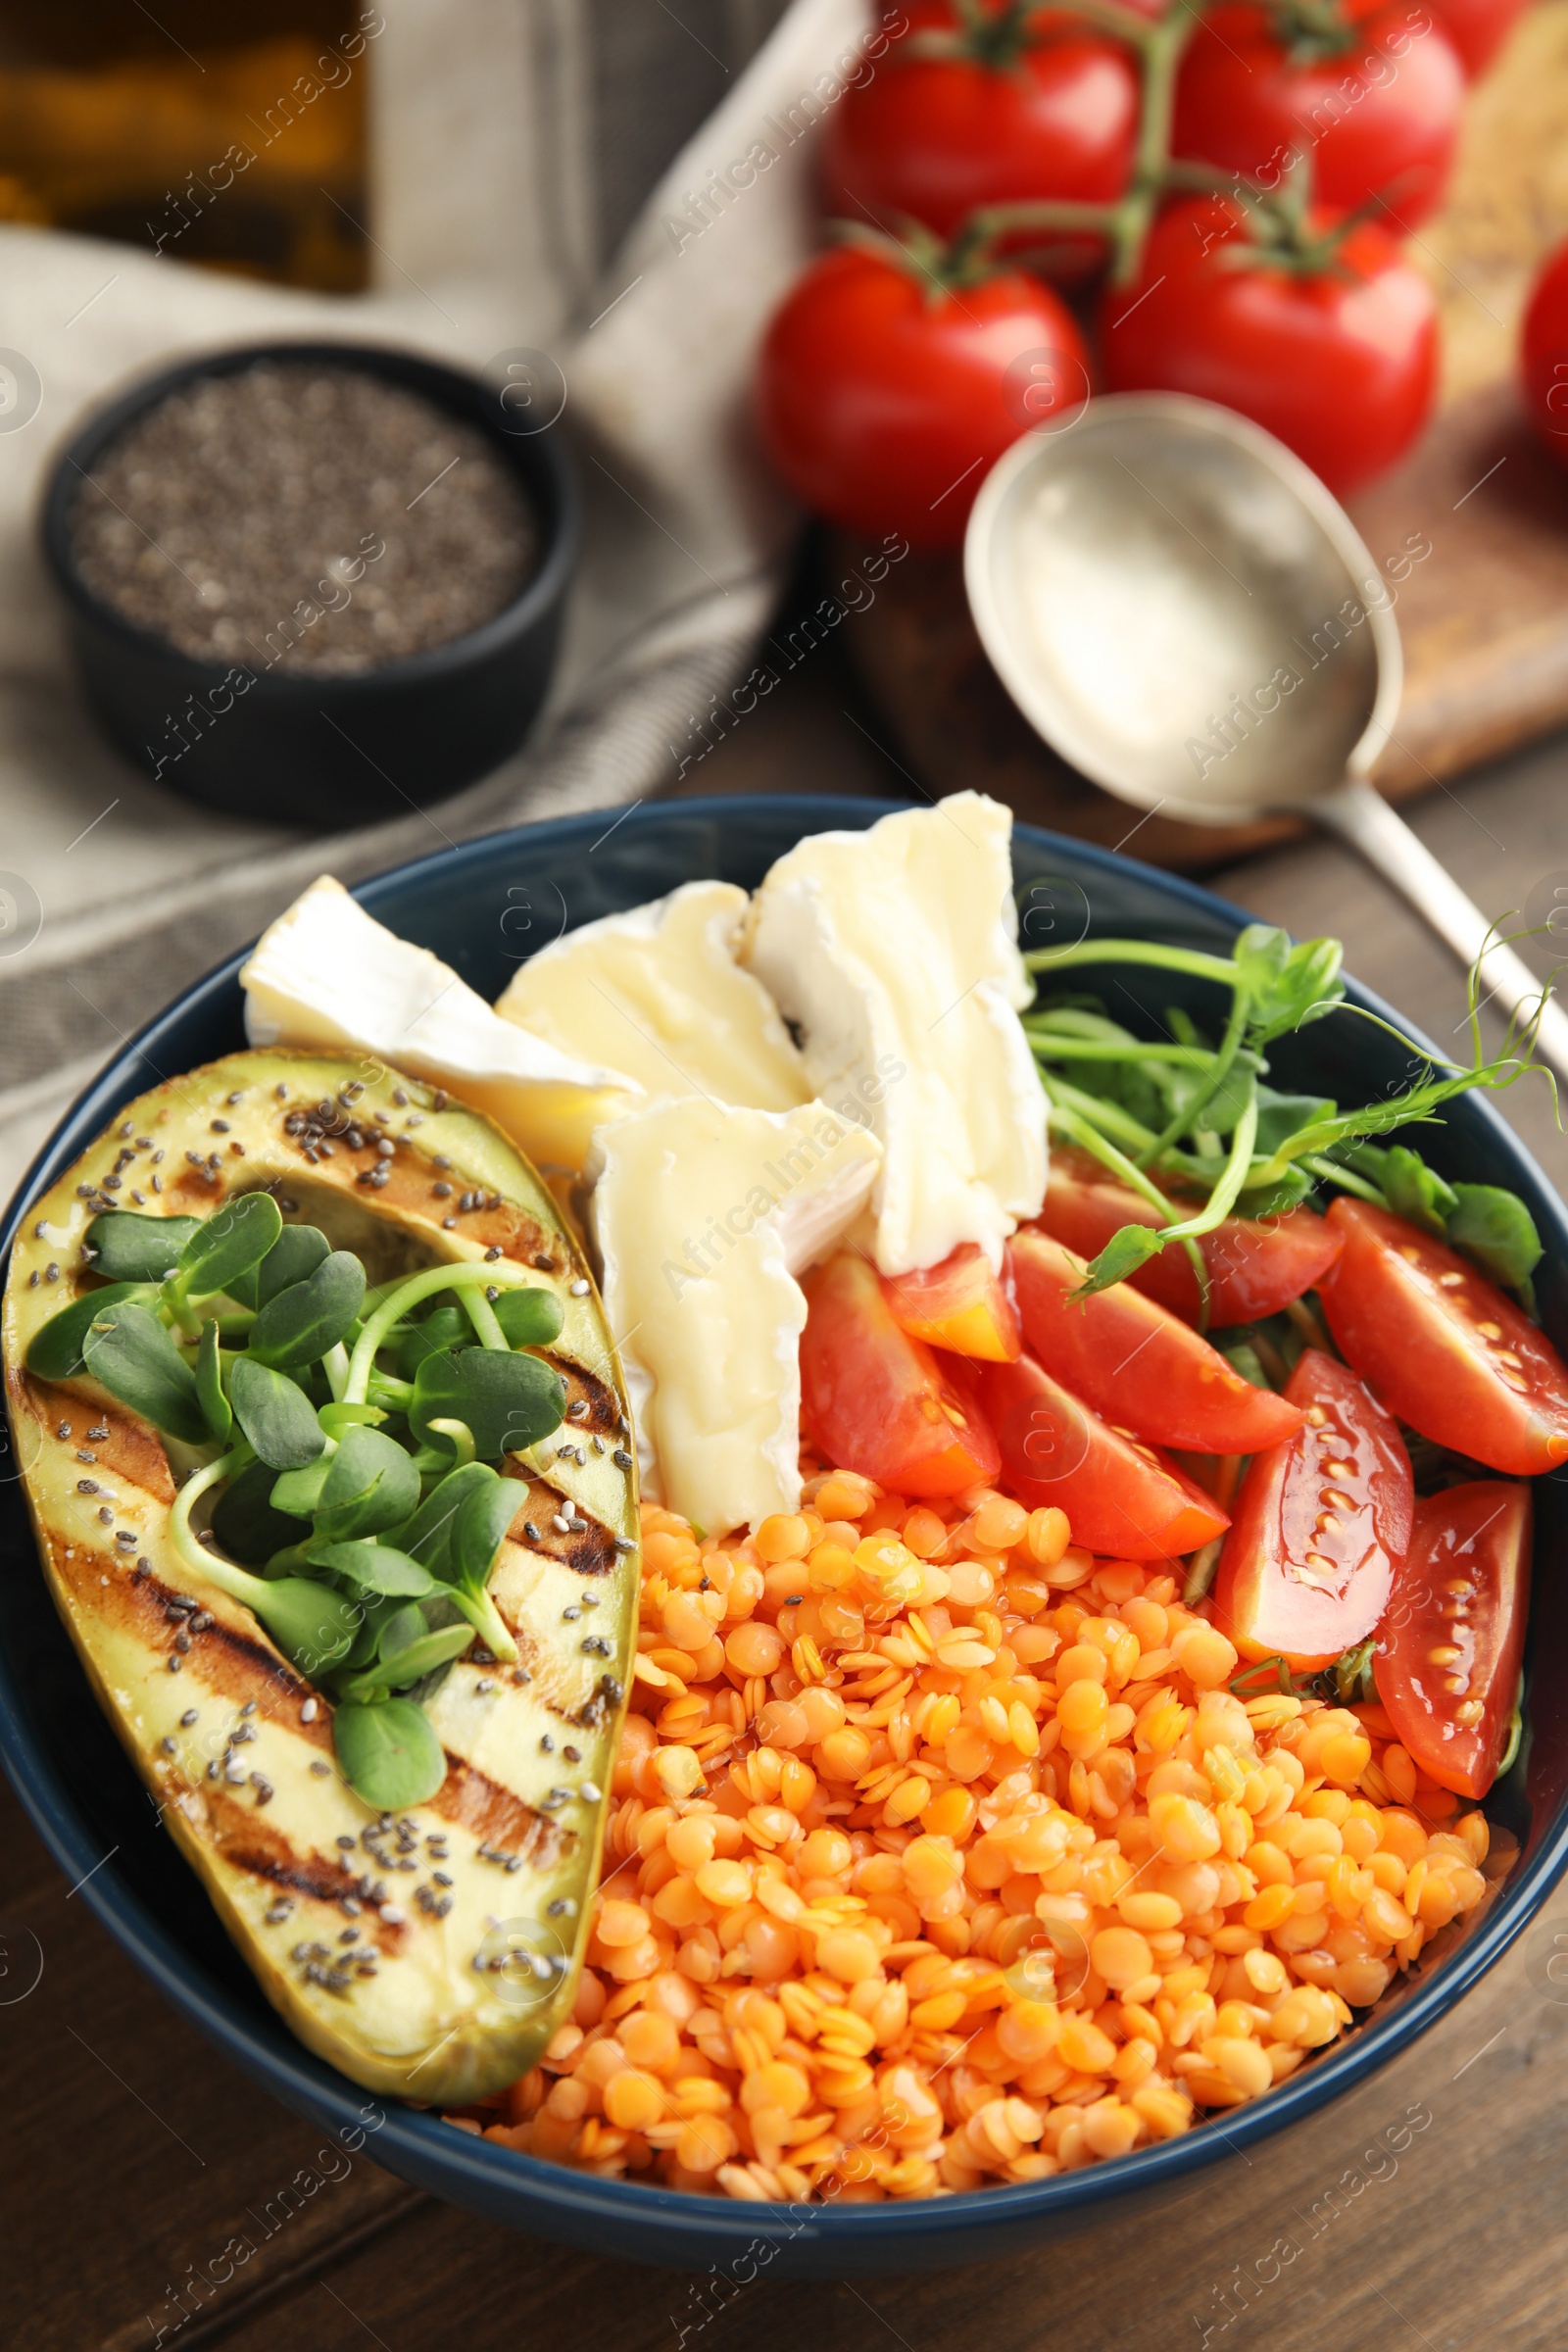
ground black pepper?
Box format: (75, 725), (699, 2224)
(70, 363), (540, 672)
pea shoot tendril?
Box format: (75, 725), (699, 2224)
(1023, 919), (1562, 1311)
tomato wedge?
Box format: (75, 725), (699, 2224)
(1009, 1229), (1304, 1455)
(1036, 1147), (1344, 1327)
(802, 1250), (1000, 1496)
(1378, 1480), (1531, 1799)
(977, 1352), (1231, 1560)
(883, 1241), (1022, 1363)
(1213, 1349), (1413, 1670)
(1317, 1198), (1568, 1476)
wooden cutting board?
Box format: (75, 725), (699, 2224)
(842, 1), (1568, 871)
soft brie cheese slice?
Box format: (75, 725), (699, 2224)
(241, 876), (641, 1171)
(741, 792), (1046, 1277)
(589, 1098), (882, 1533)
(496, 880), (809, 1111)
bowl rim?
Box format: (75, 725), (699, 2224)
(38, 337), (580, 695)
(3, 790), (1565, 2257)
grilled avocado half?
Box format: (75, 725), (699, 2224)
(1, 1050), (638, 2103)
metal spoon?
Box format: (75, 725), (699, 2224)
(964, 389), (1568, 1078)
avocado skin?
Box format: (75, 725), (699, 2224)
(2, 1049), (639, 2104)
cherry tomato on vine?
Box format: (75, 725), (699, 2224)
(979, 1350), (1231, 1559)
(802, 1249), (1001, 1494)
(1036, 1146), (1345, 1328)
(757, 241), (1090, 543)
(1173, 3), (1465, 229)
(1212, 1348), (1414, 1671)
(821, 0), (1139, 268)
(1317, 1198), (1568, 1475)
(1521, 237), (1568, 466)
(1100, 195), (1437, 496)
(1008, 1228), (1305, 1453)
(1418, 0), (1526, 77)
(1377, 1479), (1531, 1798)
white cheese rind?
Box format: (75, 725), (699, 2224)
(240, 876), (641, 1170)
(496, 880), (809, 1112)
(741, 792), (1046, 1277)
(589, 1098), (881, 1533)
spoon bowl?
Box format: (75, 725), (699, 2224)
(965, 391), (1568, 1072)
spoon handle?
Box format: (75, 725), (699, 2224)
(1315, 776), (1568, 1085)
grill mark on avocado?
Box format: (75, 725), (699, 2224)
(180, 1789), (405, 1952)
(532, 1353), (618, 1434)
(430, 1753), (574, 1867)
(165, 1159), (231, 1209)
(22, 1373), (176, 1504)
(211, 1820), (356, 1903)
(226, 1845), (353, 1905)
(501, 1469), (616, 1576)
(271, 1106), (559, 1264)
(46, 1532), (326, 1724)
(181, 1610), (319, 1712)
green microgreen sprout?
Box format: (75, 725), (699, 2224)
(29, 1194), (576, 1809)
(1227, 1653), (1304, 1700)
(1331, 1636), (1378, 1707)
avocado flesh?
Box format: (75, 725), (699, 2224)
(1, 1050), (638, 2104)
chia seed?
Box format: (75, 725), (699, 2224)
(71, 364), (541, 672)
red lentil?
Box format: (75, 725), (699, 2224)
(451, 1463), (1499, 2201)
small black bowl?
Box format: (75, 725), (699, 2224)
(40, 339), (579, 830)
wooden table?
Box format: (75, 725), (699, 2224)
(6, 624), (1568, 2351)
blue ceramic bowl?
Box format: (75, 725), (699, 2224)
(2, 797), (1565, 2278)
